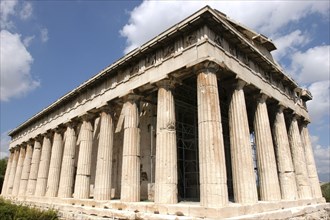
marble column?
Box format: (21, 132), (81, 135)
(196, 68), (228, 207)
(288, 115), (312, 199)
(253, 94), (281, 201)
(154, 80), (178, 204)
(300, 121), (323, 198)
(121, 94), (140, 202)
(74, 115), (94, 199)
(18, 143), (33, 196)
(6, 148), (20, 195)
(1, 150), (14, 195)
(272, 105), (298, 200)
(58, 123), (77, 198)
(46, 130), (64, 197)
(26, 139), (42, 196)
(12, 146), (26, 196)
(94, 108), (114, 200)
(228, 80), (258, 204)
(35, 134), (52, 196)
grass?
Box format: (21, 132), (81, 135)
(0, 197), (58, 220)
(321, 182), (330, 202)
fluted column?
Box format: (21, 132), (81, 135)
(272, 105), (298, 200)
(58, 123), (77, 198)
(18, 143), (33, 196)
(46, 129), (64, 197)
(288, 115), (312, 199)
(253, 94), (281, 201)
(94, 108), (114, 200)
(6, 148), (20, 195)
(74, 115), (94, 199)
(120, 94), (140, 202)
(26, 139), (42, 196)
(196, 67), (228, 207)
(35, 134), (52, 196)
(300, 121), (323, 198)
(229, 80), (258, 204)
(1, 150), (14, 195)
(12, 146), (26, 196)
(154, 79), (178, 204)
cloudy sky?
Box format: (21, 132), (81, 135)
(0, 1), (329, 181)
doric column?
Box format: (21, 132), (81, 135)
(228, 79), (258, 204)
(1, 150), (14, 195)
(196, 67), (228, 207)
(6, 148), (20, 195)
(35, 133), (52, 196)
(58, 123), (77, 198)
(18, 143), (33, 196)
(154, 79), (178, 204)
(288, 115), (312, 199)
(253, 94), (281, 201)
(45, 129), (64, 197)
(12, 146), (26, 196)
(272, 105), (298, 200)
(74, 115), (94, 199)
(94, 108), (114, 200)
(300, 121), (323, 198)
(26, 139), (42, 196)
(120, 94), (140, 202)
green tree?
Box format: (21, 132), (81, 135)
(321, 182), (330, 202)
(0, 157), (8, 192)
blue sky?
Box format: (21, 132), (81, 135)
(0, 1), (329, 181)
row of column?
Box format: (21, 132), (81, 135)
(1, 66), (323, 209)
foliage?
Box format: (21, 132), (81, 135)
(0, 198), (58, 220)
(321, 182), (330, 202)
(0, 157), (8, 191)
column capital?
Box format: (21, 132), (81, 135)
(255, 93), (268, 103)
(79, 112), (96, 122)
(98, 104), (116, 116)
(123, 92), (142, 103)
(233, 78), (247, 90)
(155, 78), (177, 90)
(193, 60), (222, 74)
(41, 130), (53, 139)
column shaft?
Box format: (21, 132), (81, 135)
(94, 110), (114, 200)
(46, 131), (64, 197)
(300, 123), (323, 198)
(288, 116), (312, 199)
(26, 140), (42, 196)
(18, 144), (33, 196)
(155, 80), (178, 204)
(253, 95), (281, 201)
(1, 151), (14, 195)
(74, 118), (94, 199)
(35, 135), (52, 196)
(121, 96), (140, 202)
(197, 69), (228, 207)
(6, 148), (20, 195)
(12, 146), (26, 196)
(229, 80), (258, 204)
(272, 107), (298, 200)
(58, 125), (77, 198)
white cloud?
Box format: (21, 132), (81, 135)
(307, 80), (330, 123)
(0, 30), (39, 101)
(23, 35), (35, 47)
(120, 1), (329, 53)
(0, 131), (10, 159)
(40, 28), (49, 43)
(313, 144), (330, 181)
(0, 0), (18, 29)
(288, 45), (330, 85)
(272, 30), (310, 60)
(19, 1), (33, 20)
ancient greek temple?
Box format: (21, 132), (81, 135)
(1, 6), (328, 219)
